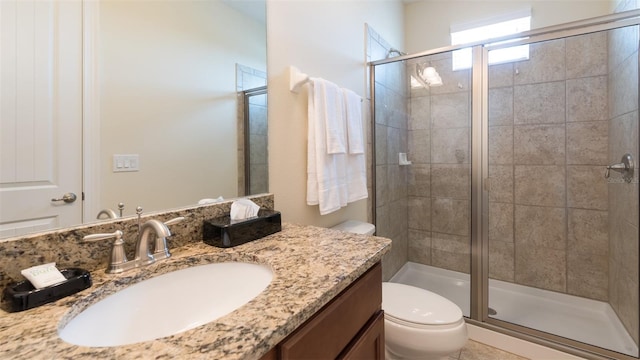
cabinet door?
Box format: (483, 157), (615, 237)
(279, 263), (382, 359)
(339, 310), (385, 360)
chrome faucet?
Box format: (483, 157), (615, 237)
(135, 220), (171, 266)
(83, 215), (182, 274)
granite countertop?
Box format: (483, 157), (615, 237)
(0, 223), (391, 359)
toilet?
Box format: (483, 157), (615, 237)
(331, 220), (467, 359)
(330, 220), (376, 235)
(382, 282), (467, 359)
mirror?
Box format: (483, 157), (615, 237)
(0, 0), (267, 238)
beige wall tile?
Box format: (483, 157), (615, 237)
(488, 87), (514, 126)
(568, 209), (608, 255)
(515, 205), (566, 250)
(566, 32), (608, 79)
(609, 111), (639, 168)
(488, 63), (514, 89)
(609, 53), (639, 119)
(489, 202), (514, 243)
(567, 252), (608, 301)
(389, 199), (408, 238)
(408, 229), (431, 265)
(567, 121), (608, 165)
(489, 165), (514, 203)
(514, 81), (566, 125)
(432, 198), (470, 236)
(408, 196), (431, 231)
(409, 96), (430, 130)
(489, 126), (513, 165)
(608, 25), (639, 69)
(432, 127), (470, 164)
(376, 203), (391, 238)
(489, 239), (515, 282)
(408, 164), (431, 197)
(567, 76), (608, 122)
(382, 230), (408, 282)
(514, 38), (566, 85)
(431, 164), (471, 199)
(515, 245), (566, 292)
(375, 124), (388, 165)
(432, 232), (470, 274)
(376, 165), (389, 207)
(513, 124), (565, 165)
(567, 166), (608, 210)
(387, 127), (401, 164)
(431, 92), (470, 129)
(408, 129), (430, 164)
(515, 165), (566, 207)
(387, 164), (406, 203)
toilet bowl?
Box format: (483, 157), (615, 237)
(382, 282), (467, 360)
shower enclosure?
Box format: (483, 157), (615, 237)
(370, 10), (640, 360)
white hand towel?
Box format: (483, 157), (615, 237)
(306, 78), (348, 215)
(322, 80), (347, 154)
(342, 88), (364, 154)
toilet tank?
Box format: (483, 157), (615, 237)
(331, 220), (375, 235)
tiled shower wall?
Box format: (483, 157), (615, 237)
(609, 0), (640, 344)
(368, 26), (409, 281)
(486, 33), (611, 301)
(406, 54), (472, 274)
(405, 32), (617, 302)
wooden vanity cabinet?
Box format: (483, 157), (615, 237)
(260, 262), (384, 360)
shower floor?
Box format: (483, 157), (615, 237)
(390, 262), (638, 357)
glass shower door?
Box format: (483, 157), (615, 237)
(485, 26), (639, 358)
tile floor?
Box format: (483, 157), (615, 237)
(448, 340), (529, 360)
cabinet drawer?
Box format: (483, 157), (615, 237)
(279, 262), (382, 359)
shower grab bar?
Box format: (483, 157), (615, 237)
(605, 153), (634, 183)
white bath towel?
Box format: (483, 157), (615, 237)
(342, 88), (364, 154)
(323, 80), (347, 154)
(342, 89), (368, 203)
(307, 78), (348, 215)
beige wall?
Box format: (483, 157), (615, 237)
(267, 0), (404, 227)
(100, 1), (266, 216)
(404, 0), (612, 53)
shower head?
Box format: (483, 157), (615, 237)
(386, 48), (407, 58)
(413, 63), (443, 88)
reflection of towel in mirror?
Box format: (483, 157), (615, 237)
(307, 78), (348, 215)
(342, 88), (368, 203)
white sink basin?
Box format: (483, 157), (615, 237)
(58, 262), (273, 347)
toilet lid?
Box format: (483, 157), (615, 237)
(382, 282), (463, 325)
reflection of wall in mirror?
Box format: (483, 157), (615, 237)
(99, 1), (266, 217)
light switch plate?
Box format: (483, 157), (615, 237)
(113, 154), (140, 172)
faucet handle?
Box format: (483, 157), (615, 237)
(164, 216), (185, 226)
(83, 230), (124, 242)
(83, 230), (130, 274)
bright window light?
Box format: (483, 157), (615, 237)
(451, 13), (531, 70)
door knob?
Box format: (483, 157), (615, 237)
(51, 192), (77, 204)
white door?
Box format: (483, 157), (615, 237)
(0, 0), (83, 238)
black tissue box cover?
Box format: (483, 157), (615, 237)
(203, 209), (281, 248)
(3, 268), (92, 312)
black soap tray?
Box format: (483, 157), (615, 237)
(203, 209), (281, 248)
(3, 268), (92, 312)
